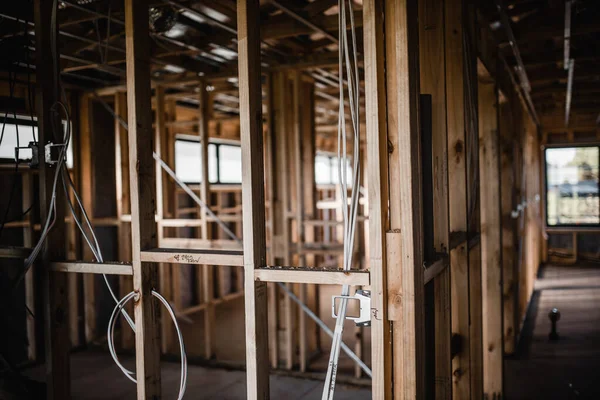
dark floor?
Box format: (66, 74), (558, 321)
(505, 264), (600, 400)
(24, 351), (370, 399)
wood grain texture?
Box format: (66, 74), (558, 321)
(445, 0), (471, 397)
(384, 0), (425, 398)
(34, 0), (70, 397)
(478, 78), (503, 399)
(237, 0), (270, 397)
(364, 0), (393, 398)
(124, 0), (161, 398)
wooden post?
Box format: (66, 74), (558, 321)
(478, 77), (503, 399)
(115, 91), (135, 349)
(34, 0), (70, 397)
(198, 81), (216, 360)
(237, 0), (270, 397)
(445, 0), (471, 397)
(383, 0), (425, 397)
(418, 0), (452, 396)
(79, 94), (96, 343)
(124, 0), (161, 398)
(499, 98), (516, 355)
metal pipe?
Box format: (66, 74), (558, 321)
(565, 59), (575, 127)
(564, 0), (572, 70)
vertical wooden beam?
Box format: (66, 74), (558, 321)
(22, 172), (36, 360)
(79, 94), (96, 343)
(384, 1), (425, 397)
(198, 81), (215, 360)
(419, 0), (451, 396)
(124, 0), (161, 398)
(115, 91), (135, 349)
(478, 79), (503, 399)
(237, 0), (270, 397)
(445, 0), (471, 397)
(499, 99), (516, 355)
(300, 79), (318, 370)
(34, 0), (70, 397)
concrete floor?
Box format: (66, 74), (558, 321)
(24, 350), (370, 399)
(504, 264), (600, 400)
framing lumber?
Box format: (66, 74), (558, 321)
(254, 268), (370, 286)
(124, 0), (161, 397)
(383, 1), (425, 397)
(141, 248), (244, 266)
(79, 93), (96, 343)
(198, 79), (216, 360)
(478, 76), (503, 399)
(51, 262), (133, 275)
(237, 0), (270, 397)
(445, 0), (471, 397)
(419, 0), (452, 395)
(34, 0), (70, 397)
(115, 91), (135, 349)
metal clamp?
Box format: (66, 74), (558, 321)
(331, 289), (371, 327)
(45, 142), (67, 165)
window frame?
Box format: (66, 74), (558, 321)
(543, 142), (600, 232)
(174, 135), (242, 185)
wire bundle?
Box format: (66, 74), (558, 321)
(321, 1), (362, 398)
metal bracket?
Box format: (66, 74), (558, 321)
(44, 142), (66, 165)
(331, 289), (371, 327)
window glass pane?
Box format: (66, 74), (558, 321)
(218, 144), (242, 183)
(175, 139), (201, 183)
(208, 143), (218, 183)
(546, 146), (599, 226)
(315, 154), (332, 184)
(0, 121), (73, 168)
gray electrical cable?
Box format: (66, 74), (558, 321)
(322, 1), (362, 398)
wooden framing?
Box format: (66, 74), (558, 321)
(3, 1), (559, 398)
(478, 68), (503, 399)
(237, 0), (270, 397)
(445, 0), (471, 397)
(124, 0), (161, 397)
(34, 0), (71, 398)
(418, 0), (452, 396)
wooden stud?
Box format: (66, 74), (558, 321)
(79, 94), (96, 343)
(478, 77), (503, 399)
(22, 172), (37, 360)
(34, 0), (70, 397)
(124, 0), (161, 398)
(237, 0), (270, 397)
(418, 0), (452, 396)
(115, 91), (135, 350)
(198, 80), (216, 360)
(445, 0), (471, 396)
(383, 0), (425, 397)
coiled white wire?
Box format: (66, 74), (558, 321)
(107, 290), (188, 399)
(321, 0), (362, 399)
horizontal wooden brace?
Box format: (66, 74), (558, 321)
(50, 261), (133, 275)
(140, 248), (244, 266)
(0, 246), (32, 259)
(423, 256), (449, 285)
(255, 267), (370, 286)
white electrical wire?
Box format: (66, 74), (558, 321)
(107, 290), (188, 399)
(321, 1), (362, 398)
